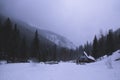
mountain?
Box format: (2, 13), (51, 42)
(14, 19), (76, 49)
(0, 15), (76, 49)
(29, 24), (76, 49)
(115, 28), (120, 35)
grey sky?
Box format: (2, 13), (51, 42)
(0, 0), (120, 46)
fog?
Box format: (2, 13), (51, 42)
(0, 0), (120, 46)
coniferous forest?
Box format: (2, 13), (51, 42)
(0, 18), (120, 63)
(0, 18), (76, 62)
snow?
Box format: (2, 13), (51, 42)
(84, 51), (95, 61)
(43, 31), (76, 49)
(88, 56), (95, 61)
(0, 61), (7, 65)
(110, 50), (120, 61)
(29, 24), (76, 49)
(0, 50), (120, 80)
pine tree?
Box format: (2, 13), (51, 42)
(118, 34), (120, 49)
(3, 18), (12, 51)
(53, 44), (57, 61)
(10, 24), (21, 62)
(0, 20), (2, 51)
(92, 35), (98, 59)
(98, 34), (106, 57)
(0, 20), (3, 60)
(3, 18), (13, 61)
(84, 41), (92, 56)
(20, 37), (28, 61)
(31, 30), (40, 61)
(106, 30), (114, 55)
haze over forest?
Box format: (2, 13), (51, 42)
(0, 0), (120, 46)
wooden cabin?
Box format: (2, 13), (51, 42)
(76, 51), (95, 63)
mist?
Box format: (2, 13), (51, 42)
(0, 0), (120, 46)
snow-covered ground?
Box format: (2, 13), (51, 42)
(0, 50), (120, 80)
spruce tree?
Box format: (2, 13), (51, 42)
(84, 41), (92, 56)
(31, 30), (40, 61)
(0, 20), (2, 51)
(20, 37), (27, 61)
(106, 30), (114, 55)
(98, 34), (106, 57)
(11, 24), (21, 61)
(92, 35), (98, 59)
(53, 44), (57, 61)
(118, 34), (120, 49)
(3, 18), (13, 61)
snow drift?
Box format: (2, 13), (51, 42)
(0, 50), (120, 80)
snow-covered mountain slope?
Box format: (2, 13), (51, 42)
(39, 30), (76, 49)
(19, 22), (76, 49)
(30, 24), (76, 49)
(0, 50), (120, 80)
(23, 23), (76, 49)
(0, 15), (76, 49)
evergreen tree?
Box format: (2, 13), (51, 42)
(84, 41), (92, 56)
(31, 30), (40, 61)
(114, 34), (120, 50)
(10, 24), (21, 62)
(118, 34), (120, 49)
(53, 44), (57, 61)
(106, 30), (114, 55)
(98, 34), (106, 57)
(20, 37), (28, 61)
(0, 20), (4, 60)
(92, 35), (98, 59)
(0, 20), (2, 51)
(3, 18), (13, 61)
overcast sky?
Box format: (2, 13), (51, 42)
(0, 0), (120, 46)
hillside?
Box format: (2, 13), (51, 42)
(0, 14), (76, 49)
(0, 15), (78, 62)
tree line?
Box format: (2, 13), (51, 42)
(0, 18), (77, 62)
(82, 29), (120, 59)
(0, 18), (120, 63)
(92, 29), (120, 59)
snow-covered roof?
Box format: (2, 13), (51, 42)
(84, 51), (95, 61)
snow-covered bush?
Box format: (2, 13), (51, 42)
(105, 57), (113, 69)
(28, 59), (39, 67)
(0, 60), (7, 65)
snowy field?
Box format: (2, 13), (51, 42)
(0, 50), (120, 80)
